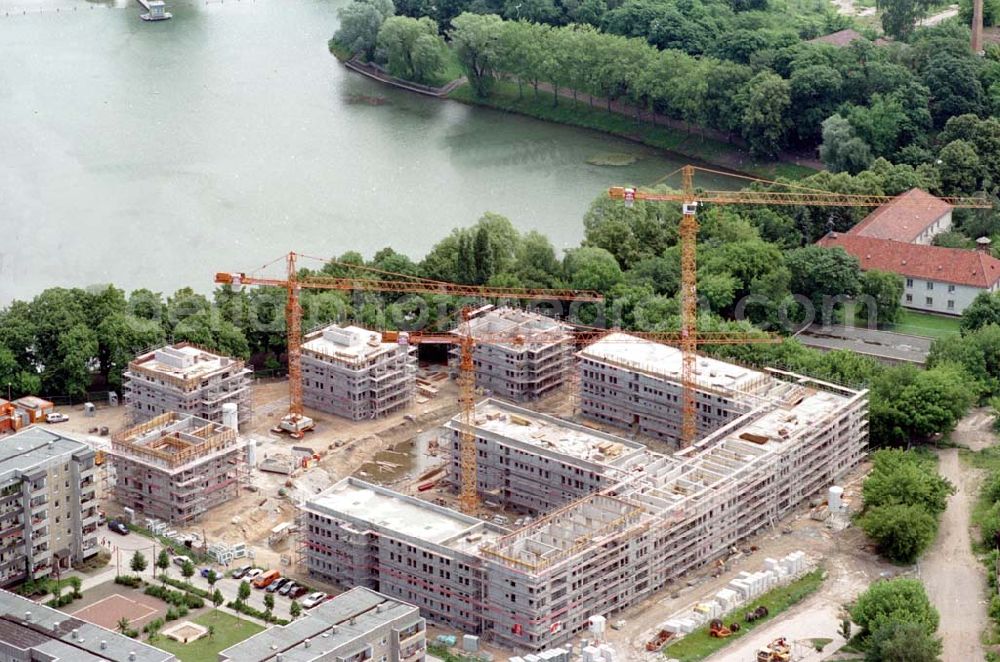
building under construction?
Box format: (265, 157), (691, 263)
(109, 413), (247, 524)
(123, 343), (252, 427)
(299, 334), (868, 652)
(301, 324), (416, 420)
(452, 308), (573, 402)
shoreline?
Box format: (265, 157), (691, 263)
(330, 43), (819, 181)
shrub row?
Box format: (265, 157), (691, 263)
(114, 575), (143, 588)
(226, 600), (290, 626)
(161, 577), (211, 599)
(144, 584), (204, 609)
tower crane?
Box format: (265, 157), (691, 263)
(610, 164), (992, 447)
(215, 252), (602, 513)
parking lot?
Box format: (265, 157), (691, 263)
(102, 528), (328, 621)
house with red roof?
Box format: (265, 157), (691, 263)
(817, 234), (1000, 315)
(848, 188), (953, 245)
(814, 189), (988, 315)
(806, 28), (890, 48)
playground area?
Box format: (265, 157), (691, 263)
(71, 590), (164, 631)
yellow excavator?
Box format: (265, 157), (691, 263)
(756, 638), (792, 662)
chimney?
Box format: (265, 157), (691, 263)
(100, 640), (107, 650)
(23, 611), (31, 622)
(977, 236), (992, 253)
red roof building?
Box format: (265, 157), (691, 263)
(817, 233), (1000, 315)
(848, 188), (953, 244)
(806, 29), (890, 47)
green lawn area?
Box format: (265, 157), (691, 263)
(153, 610), (263, 662)
(881, 309), (962, 339)
(662, 569), (825, 662)
(447, 80), (817, 181)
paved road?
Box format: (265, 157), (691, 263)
(921, 420), (989, 661)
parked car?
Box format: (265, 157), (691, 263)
(244, 569), (264, 581)
(200, 568), (218, 580)
(302, 591), (327, 609)
(172, 556), (189, 568)
(107, 520), (128, 535)
(267, 577), (289, 593)
(253, 569), (280, 589)
(289, 585), (309, 599)
(231, 566), (252, 579)
(279, 581), (296, 596)
(45, 413), (68, 424)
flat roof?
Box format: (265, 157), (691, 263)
(130, 343), (243, 380)
(219, 587), (420, 662)
(302, 324), (399, 362)
(456, 308), (572, 347)
(307, 479), (504, 552)
(448, 399), (645, 467)
(0, 428), (91, 480)
(798, 323), (931, 365)
(0, 589), (175, 661)
(578, 333), (770, 394)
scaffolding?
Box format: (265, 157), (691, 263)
(107, 413), (250, 525)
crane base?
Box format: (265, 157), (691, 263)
(273, 414), (315, 439)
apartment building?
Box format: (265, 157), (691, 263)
(219, 587), (425, 662)
(301, 325), (416, 421)
(0, 588), (176, 661)
(444, 399), (646, 514)
(299, 335), (868, 652)
(577, 333), (773, 445)
(0, 427), (99, 587)
(452, 308), (574, 402)
(109, 413), (247, 525)
(123, 343), (252, 426)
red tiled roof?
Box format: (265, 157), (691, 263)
(817, 233), (1000, 288)
(807, 29), (866, 47)
(848, 188), (952, 242)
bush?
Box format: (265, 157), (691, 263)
(165, 607), (179, 622)
(864, 620), (942, 662)
(114, 575), (143, 588)
(162, 577), (211, 599)
(851, 578), (939, 635)
(184, 594), (204, 609)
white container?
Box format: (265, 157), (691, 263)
(828, 486), (844, 512)
(588, 614), (606, 640)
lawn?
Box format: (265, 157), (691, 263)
(153, 610), (263, 662)
(448, 80), (817, 181)
(662, 568), (825, 662)
(881, 309), (962, 339)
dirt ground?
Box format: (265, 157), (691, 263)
(919, 409), (993, 662)
(70, 582), (166, 631)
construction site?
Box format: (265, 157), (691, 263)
(108, 411), (249, 525)
(453, 308), (575, 403)
(298, 332), (869, 652)
(123, 343), (253, 427)
(301, 323), (417, 420)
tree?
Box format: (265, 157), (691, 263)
(237, 581), (251, 608)
(860, 503), (938, 562)
(740, 71), (791, 158)
(130, 551), (147, 576)
(473, 225), (496, 285)
(206, 569), (218, 589)
(851, 577), (940, 634)
(862, 449), (955, 514)
(335, 0), (395, 60)
(785, 246), (862, 319)
(117, 616), (130, 635)
(156, 549), (170, 582)
(377, 16), (446, 85)
(208, 624), (216, 641)
(877, 0), (932, 39)
(922, 54), (985, 129)
(865, 620), (942, 662)
(961, 291), (1000, 332)
(213, 589), (224, 611)
(143, 617), (163, 642)
(869, 363), (977, 443)
(181, 560), (195, 582)
(290, 600), (302, 618)
(263, 593), (275, 622)
(937, 140), (983, 195)
(859, 270), (904, 325)
(789, 65), (844, 144)
(563, 247), (624, 293)
(819, 115), (873, 175)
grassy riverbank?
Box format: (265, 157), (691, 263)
(448, 81), (817, 180)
